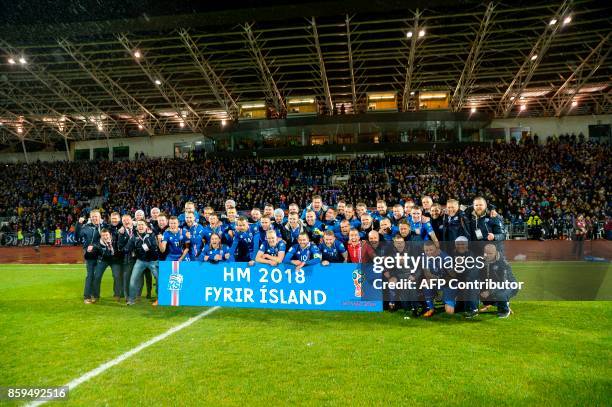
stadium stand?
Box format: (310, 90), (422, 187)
(1, 138), (609, 245)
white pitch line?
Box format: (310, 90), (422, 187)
(26, 306), (221, 406)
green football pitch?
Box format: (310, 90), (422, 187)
(0, 263), (610, 406)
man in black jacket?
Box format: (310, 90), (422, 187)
(76, 210), (106, 304)
(469, 197), (506, 254)
(468, 197), (505, 242)
(442, 199), (471, 243)
(126, 220), (160, 306)
(480, 244), (519, 318)
(92, 228), (123, 301)
(117, 214), (136, 302)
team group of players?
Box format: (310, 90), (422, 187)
(76, 195), (515, 318)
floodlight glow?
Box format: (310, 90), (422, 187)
(8, 57), (15, 64)
(563, 16), (572, 25)
(418, 29), (425, 37)
(520, 105), (527, 111)
(470, 107), (477, 113)
(406, 31), (413, 38)
(531, 54), (538, 61)
(18, 57), (26, 64)
(133, 50), (141, 58)
(549, 18), (557, 25)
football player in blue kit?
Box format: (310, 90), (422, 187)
(178, 201), (201, 227)
(421, 241), (454, 317)
(201, 233), (230, 263)
(318, 230), (347, 265)
(159, 216), (189, 262)
(255, 230), (287, 266)
(229, 217), (256, 264)
(284, 232), (322, 270)
(334, 219), (351, 245)
(409, 206), (439, 246)
(203, 212), (228, 245)
(303, 210), (325, 244)
(372, 200), (392, 227)
(390, 204), (405, 226)
(323, 208), (339, 230)
(300, 195), (327, 221)
(281, 213), (304, 246)
(183, 212), (205, 261)
(249, 207), (263, 232)
(252, 215), (282, 251)
(377, 218), (395, 241)
(344, 204), (362, 229)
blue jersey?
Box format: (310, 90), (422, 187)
(258, 240), (287, 257)
(248, 221), (261, 235)
(409, 218), (434, 240)
(252, 226), (282, 253)
(300, 207), (326, 220)
(380, 231), (394, 241)
(223, 221), (237, 245)
(203, 223), (228, 244)
(178, 211), (201, 227)
(284, 225), (302, 246)
(323, 219), (339, 231)
(284, 243), (322, 266)
(184, 223), (205, 260)
(347, 217), (361, 229)
(372, 210), (392, 224)
(161, 229), (187, 261)
(229, 230), (255, 262)
(318, 240), (347, 263)
(334, 231), (350, 245)
(200, 244), (230, 263)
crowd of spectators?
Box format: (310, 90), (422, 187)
(1, 138), (610, 242)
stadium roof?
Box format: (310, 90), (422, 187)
(0, 0), (610, 146)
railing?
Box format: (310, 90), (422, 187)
(207, 141), (489, 159)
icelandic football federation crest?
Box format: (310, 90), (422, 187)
(169, 261), (182, 306)
(168, 273), (183, 291)
(352, 269), (364, 298)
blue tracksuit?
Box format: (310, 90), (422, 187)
(229, 230), (255, 262)
(283, 243), (322, 266)
(318, 240), (347, 263)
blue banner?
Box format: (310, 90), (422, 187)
(158, 261), (382, 312)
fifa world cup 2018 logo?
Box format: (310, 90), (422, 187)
(352, 269), (364, 298)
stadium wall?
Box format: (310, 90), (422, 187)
(0, 150), (69, 163)
(69, 133), (208, 160)
(1, 114), (610, 163)
(489, 114), (612, 141)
